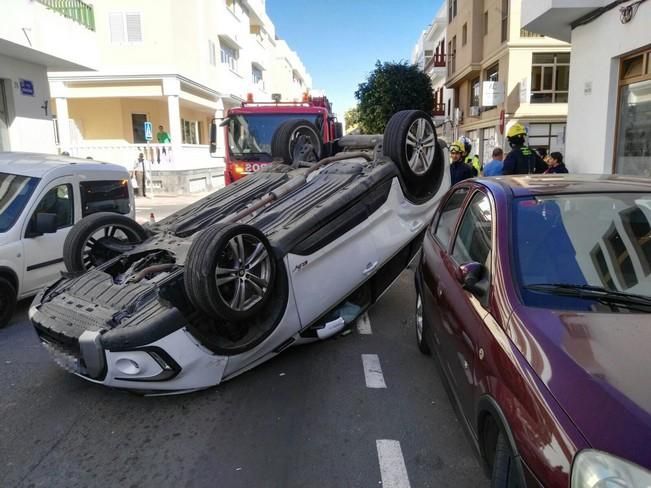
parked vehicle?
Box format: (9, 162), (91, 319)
(0, 152), (135, 327)
(30, 110), (448, 394)
(213, 94), (342, 185)
(415, 175), (651, 487)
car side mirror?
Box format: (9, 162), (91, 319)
(455, 261), (485, 294)
(34, 213), (58, 236)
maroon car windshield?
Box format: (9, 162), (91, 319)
(513, 193), (651, 312)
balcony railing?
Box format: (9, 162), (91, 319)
(425, 53), (447, 71)
(432, 103), (446, 116)
(520, 28), (544, 38)
(36, 0), (95, 31)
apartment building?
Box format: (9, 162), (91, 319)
(0, 0), (97, 153)
(50, 0), (312, 193)
(523, 0), (651, 177)
(412, 4), (455, 141)
(446, 0), (570, 163)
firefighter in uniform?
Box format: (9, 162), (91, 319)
(502, 123), (547, 175)
(450, 140), (475, 185)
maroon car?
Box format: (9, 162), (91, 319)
(415, 175), (651, 487)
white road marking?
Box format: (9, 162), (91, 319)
(357, 312), (372, 335)
(376, 440), (411, 488)
(362, 354), (386, 388)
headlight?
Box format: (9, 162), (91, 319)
(572, 450), (651, 487)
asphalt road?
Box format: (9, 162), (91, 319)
(0, 271), (487, 488)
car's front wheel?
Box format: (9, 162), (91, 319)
(184, 223), (276, 322)
(415, 290), (431, 355)
(0, 277), (17, 328)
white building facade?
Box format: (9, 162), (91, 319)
(523, 0), (651, 176)
(0, 0), (98, 153)
(412, 5), (455, 142)
(49, 0), (312, 193)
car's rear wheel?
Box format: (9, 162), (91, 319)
(0, 277), (17, 329)
(415, 290), (431, 355)
(383, 110), (444, 202)
(184, 223), (276, 322)
(271, 119), (323, 165)
(64, 213), (149, 273)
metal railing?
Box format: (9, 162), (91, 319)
(432, 103), (446, 116)
(36, 0), (95, 31)
(520, 28), (544, 38)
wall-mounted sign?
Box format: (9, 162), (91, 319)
(19, 79), (34, 96)
(519, 78), (530, 103)
(482, 81), (504, 107)
(144, 121), (153, 141)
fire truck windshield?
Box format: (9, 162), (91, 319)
(227, 113), (323, 161)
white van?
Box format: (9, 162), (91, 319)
(0, 152), (135, 327)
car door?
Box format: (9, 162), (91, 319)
(21, 178), (77, 296)
(433, 190), (493, 424)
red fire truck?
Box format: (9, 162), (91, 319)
(210, 94), (342, 184)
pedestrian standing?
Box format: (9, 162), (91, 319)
(483, 147), (504, 176)
(544, 152), (569, 174)
(157, 125), (171, 143)
(449, 140), (475, 185)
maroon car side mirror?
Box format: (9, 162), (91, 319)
(456, 262), (485, 291)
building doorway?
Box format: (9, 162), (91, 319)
(0, 80), (10, 151)
(131, 113), (148, 143)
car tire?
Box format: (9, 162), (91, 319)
(490, 430), (524, 488)
(271, 119), (323, 164)
(415, 290), (431, 355)
(0, 277), (17, 329)
(383, 110), (444, 202)
(64, 212), (149, 273)
(184, 223), (276, 322)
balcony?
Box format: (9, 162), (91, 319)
(521, 0), (606, 42)
(425, 53), (447, 70)
(432, 103), (446, 117)
(36, 0), (95, 31)
(520, 28), (544, 38)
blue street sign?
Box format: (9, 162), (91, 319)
(144, 121), (153, 141)
(19, 79), (34, 96)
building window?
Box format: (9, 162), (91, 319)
(108, 12), (143, 44)
(453, 0), (457, 17)
(484, 11), (489, 36)
(471, 78), (481, 108)
(182, 119), (203, 145)
(614, 48), (651, 176)
(220, 42), (239, 72)
(208, 40), (216, 66)
(486, 63), (499, 82)
(225, 0), (248, 17)
(501, 0), (509, 43)
(528, 123), (566, 153)
(450, 36), (457, 74)
(530, 52), (570, 103)
(462, 23), (467, 46)
(482, 127), (496, 166)
(252, 65), (263, 87)
(448, 1), (452, 22)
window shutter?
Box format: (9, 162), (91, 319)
(109, 13), (125, 43)
(125, 13), (143, 42)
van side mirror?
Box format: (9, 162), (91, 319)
(32, 213), (58, 236)
(455, 261), (485, 294)
(209, 119), (218, 157)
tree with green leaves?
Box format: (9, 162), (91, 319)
(344, 106), (361, 133)
(355, 60), (434, 134)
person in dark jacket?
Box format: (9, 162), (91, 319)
(449, 140), (475, 185)
(502, 123), (547, 175)
(544, 152), (569, 174)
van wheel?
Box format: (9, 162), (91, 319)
(271, 119), (323, 164)
(383, 110), (444, 202)
(64, 212), (149, 273)
(0, 277), (17, 328)
(184, 223), (276, 322)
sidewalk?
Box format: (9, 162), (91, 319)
(134, 192), (212, 224)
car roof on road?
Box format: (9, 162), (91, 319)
(476, 174), (651, 198)
(0, 152), (128, 178)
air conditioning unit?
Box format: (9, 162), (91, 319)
(469, 106), (481, 117)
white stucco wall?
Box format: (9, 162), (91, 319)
(565, 2), (651, 174)
(0, 53), (56, 153)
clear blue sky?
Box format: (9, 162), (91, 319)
(267, 0), (444, 117)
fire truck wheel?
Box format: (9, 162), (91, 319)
(271, 119), (323, 165)
(383, 110), (445, 202)
(184, 223), (276, 322)
(63, 213), (149, 273)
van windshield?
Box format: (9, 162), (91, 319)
(0, 173), (40, 233)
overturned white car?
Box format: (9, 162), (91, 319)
(30, 110), (449, 394)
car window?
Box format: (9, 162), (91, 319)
(434, 188), (469, 249)
(0, 173), (40, 233)
(452, 192), (492, 270)
(80, 180), (130, 217)
(28, 184), (73, 232)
